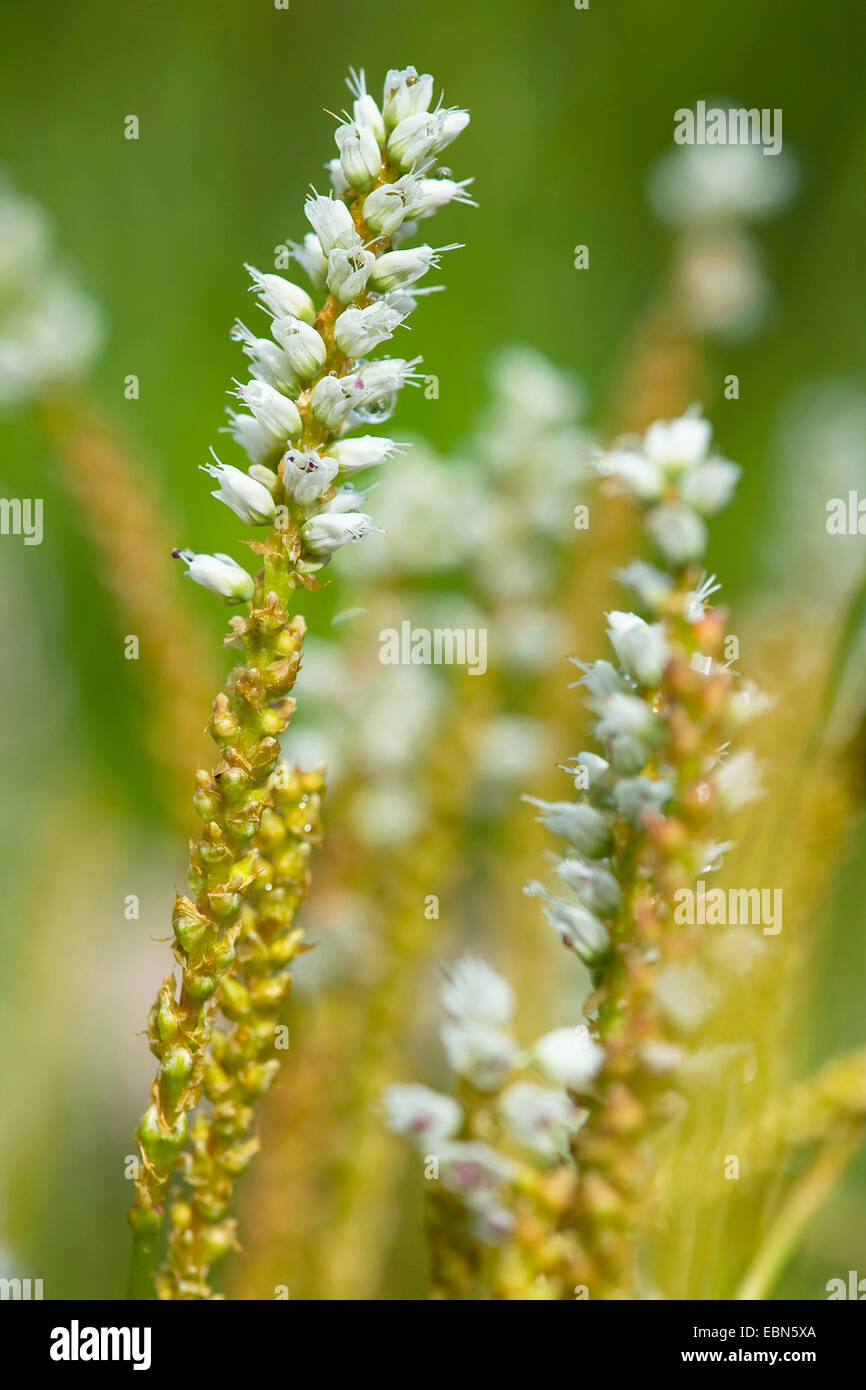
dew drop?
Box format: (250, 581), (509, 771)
(354, 391), (397, 424)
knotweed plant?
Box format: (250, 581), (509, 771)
(126, 64), (471, 1299)
(231, 350), (588, 1298)
(386, 408), (771, 1298)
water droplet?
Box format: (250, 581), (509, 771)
(354, 391), (397, 424)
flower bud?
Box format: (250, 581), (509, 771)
(382, 66), (435, 130)
(304, 193), (360, 256)
(368, 244), (460, 293)
(271, 315), (328, 380)
(329, 434), (405, 474)
(245, 264), (315, 323)
(201, 453), (276, 526)
(310, 375), (353, 428)
(645, 500), (708, 566)
(301, 510), (377, 556)
(326, 245), (375, 303)
(236, 378), (303, 440)
(362, 176), (421, 236)
(282, 447), (338, 506)
(531, 1025), (604, 1091)
(173, 549), (254, 604)
(523, 795), (612, 858)
(414, 176), (476, 217)
(172, 896), (211, 952)
(137, 1104), (188, 1168)
(335, 121), (382, 191)
(334, 300), (405, 356)
(679, 457), (741, 515)
(606, 610), (669, 687)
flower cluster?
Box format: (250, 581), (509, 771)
(384, 957), (601, 1294)
(383, 408), (769, 1298)
(174, 64), (471, 596)
(127, 64), (471, 1300)
(519, 408), (768, 1296)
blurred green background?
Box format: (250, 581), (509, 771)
(0, 0), (864, 1298)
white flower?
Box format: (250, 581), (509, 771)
(369, 244), (461, 293)
(644, 412), (712, 473)
(535, 892), (610, 963)
(604, 447), (664, 500)
(334, 301), (406, 357)
(341, 356), (423, 410)
(304, 193), (360, 256)
(329, 434), (405, 474)
(323, 482), (368, 513)
(499, 1083), (578, 1156)
(326, 156), (351, 199)
(679, 457), (741, 515)
(614, 775), (673, 824)
(575, 658), (628, 701)
(382, 66), (435, 130)
(335, 120), (382, 191)
(414, 177), (476, 217)
(532, 1025), (604, 1091)
(645, 500), (708, 566)
(387, 112), (445, 170)
(282, 448), (339, 506)
(683, 572), (722, 622)
(523, 796), (612, 857)
(436, 109), (470, 152)
(607, 610), (669, 687)
(327, 245), (375, 303)
(174, 549), (254, 603)
(310, 375), (354, 428)
(301, 510), (377, 556)
(225, 410), (282, 466)
(441, 1019), (517, 1092)
(616, 561), (674, 612)
(245, 265), (315, 323)
(555, 856), (621, 916)
(236, 378), (302, 439)
(289, 233), (328, 286)
(231, 322), (299, 394)
(271, 315), (328, 378)
(382, 1083), (462, 1145)
(578, 750), (610, 781)
(593, 690), (655, 742)
(714, 748), (764, 813)
(201, 454), (276, 525)
(441, 956), (514, 1027)
(363, 176), (422, 236)
(435, 1141), (514, 1198)
(347, 67), (386, 144)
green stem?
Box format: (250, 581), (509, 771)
(126, 1230), (159, 1301)
(733, 1126), (863, 1300)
